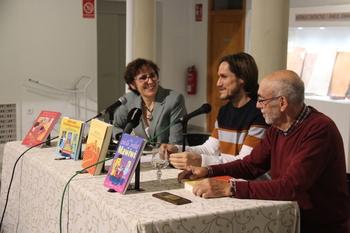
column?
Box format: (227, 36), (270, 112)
(249, 0), (290, 81)
(126, 0), (156, 63)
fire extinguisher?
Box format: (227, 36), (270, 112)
(187, 65), (197, 95)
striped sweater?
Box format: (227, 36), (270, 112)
(181, 99), (269, 166)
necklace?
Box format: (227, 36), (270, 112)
(144, 104), (154, 121)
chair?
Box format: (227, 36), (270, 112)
(186, 133), (210, 146)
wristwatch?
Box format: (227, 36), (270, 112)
(229, 179), (237, 197)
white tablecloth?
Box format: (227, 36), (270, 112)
(0, 141), (300, 233)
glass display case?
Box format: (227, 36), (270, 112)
(288, 5), (350, 99)
(288, 4), (350, 172)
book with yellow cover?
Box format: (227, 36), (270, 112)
(56, 117), (85, 160)
(81, 119), (114, 175)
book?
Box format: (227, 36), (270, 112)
(22, 110), (62, 147)
(56, 117), (85, 160)
(103, 133), (146, 194)
(182, 175), (234, 192)
(81, 119), (114, 175)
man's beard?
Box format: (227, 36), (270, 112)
(219, 87), (242, 101)
(261, 104), (279, 125)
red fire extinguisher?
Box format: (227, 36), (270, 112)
(187, 66), (197, 95)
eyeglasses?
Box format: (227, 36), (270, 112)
(135, 73), (158, 83)
(257, 96), (282, 107)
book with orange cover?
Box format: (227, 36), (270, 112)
(81, 119), (114, 175)
(22, 110), (61, 147)
(182, 175), (234, 192)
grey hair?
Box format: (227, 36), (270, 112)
(270, 71), (305, 106)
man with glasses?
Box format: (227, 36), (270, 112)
(162, 53), (269, 178)
(178, 70), (350, 233)
(113, 58), (187, 145)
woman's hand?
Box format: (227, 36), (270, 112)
(160, 143), (178, 154)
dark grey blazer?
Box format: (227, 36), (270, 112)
(113, 86), (187, 145)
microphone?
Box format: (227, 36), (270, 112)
(174, 103), (211, 124)
(95, 97), (127, 119)
(122, 108), (142, 135)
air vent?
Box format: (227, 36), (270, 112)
(0, 104), (17, 144)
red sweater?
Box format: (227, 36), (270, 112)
(209, 107), (350, 232)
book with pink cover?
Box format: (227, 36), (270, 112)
(81, 119), (114, 175)
(21, 110), (61, 147)
(103, 133), (146, 194)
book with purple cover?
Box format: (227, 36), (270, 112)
(103, 133), (146, 194)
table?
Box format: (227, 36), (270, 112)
(0, 141), (300, 233)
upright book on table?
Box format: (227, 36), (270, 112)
(103, 133), (146, 194)
(56, 117), (85, 160)
(81, 119), (114, 176)
(22, 110), (61, 147)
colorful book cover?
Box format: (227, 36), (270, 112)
(22, 110), (62, 147)
(103, 133), (146, 194)
(56, 117), (85, 160)
(81, 119), (114, 175)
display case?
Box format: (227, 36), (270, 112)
(288, 5), (350, 172)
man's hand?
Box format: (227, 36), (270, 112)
(178, 165), (208, 183)
(169, 152), (202, 169)
(193, 178), (232, 198)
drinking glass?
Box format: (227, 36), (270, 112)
(151, 147), (169, 186)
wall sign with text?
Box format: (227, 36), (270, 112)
(296, 12), (350, 21)
(195, 4), (202, 22)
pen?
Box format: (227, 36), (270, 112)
(55, 157), (71, 160)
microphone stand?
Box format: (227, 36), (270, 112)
(133, 162), (142, 191)
(105, 122), (177, 194)
(108, 110), (114, 125)
(85, 115), (97, 124)
(182, 121), (188, 152)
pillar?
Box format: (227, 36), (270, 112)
(249, 0), (290, 81)
(126, 0), (156, 64)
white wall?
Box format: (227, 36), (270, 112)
(2, 0), (350, 140)
(159, 0), (208, 132)
(0, 0), (98, 139)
